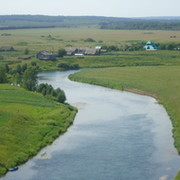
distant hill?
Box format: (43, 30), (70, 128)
(0, 15), (180, 30)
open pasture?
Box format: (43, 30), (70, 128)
(0, 28), (180, 52)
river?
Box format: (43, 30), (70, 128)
(2, 70), (180, 180)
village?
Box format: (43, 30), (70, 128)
(0, 41), (159, 61)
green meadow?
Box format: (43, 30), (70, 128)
(0, 84), (77, 176)
(1, 28), (180, 51)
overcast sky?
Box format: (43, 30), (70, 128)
(0, 0), (179, 17)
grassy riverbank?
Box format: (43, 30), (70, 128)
(69, 66), (180, 152)
(0, 84), (77, 176)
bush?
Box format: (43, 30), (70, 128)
(58, 49), (66, 57)
(57, 63), (79, 70)
(84, 38), (96, 42)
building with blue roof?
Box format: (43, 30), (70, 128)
(144, 41), (158, 51)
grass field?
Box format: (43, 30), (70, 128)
(1, 28), (180, 52)
(0, 84), (77, 176)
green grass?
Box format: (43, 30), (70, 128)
(1, 28), (180, 52)
(174, 170), (180, 180)
(0, 84), (77, 176)
(61, 50), (180, 68)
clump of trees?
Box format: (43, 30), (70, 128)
(158, 43), (180, 50)
(9, 63), (39, 90)
(36, 83), (66, 103)
(84, 38), (96, 42)
(0, 63), (66, 103)
(100, 22), (180, 30)
(57, 49), (66, 57)
(102, 42), (144, 52)
(57, 63), (79, 70)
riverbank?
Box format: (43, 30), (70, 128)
(123, 88), (159, 101)
(0, 84), (77, 176)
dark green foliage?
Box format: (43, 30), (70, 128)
(4, 64), (9, 73)
(159, 43), (180, 50)
(36, 83), (66, 103)
(21, 64), (28, 72)
(56, 90), (66, 103)
(100, 21), (180, 30)
(24, 48), (29, 55)
(58, 49), (66, 57)
(1, 33), (11, 36)
(84, 38), (96, 42)
(12, 73), (21, 85)
(0, 66), (7, 83)
(21, 67), (38, 91)
(102, 45), (119, 51)
(16, 64), (22, 74)
(31, 61), (37, 66)
(57, 63), (79, 70)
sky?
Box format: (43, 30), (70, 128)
(0, 0), (179, 17)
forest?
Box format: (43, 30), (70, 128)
(0, 15), (180, 30)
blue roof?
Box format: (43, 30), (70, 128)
(146, 41), (153, 45)
(144, 41), (158, 50)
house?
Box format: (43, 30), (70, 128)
(144, 41), (158, 51)
(65, 47), (78, 56)
(36, 51), (56, 60)
(0, 46), (14, 51)
(84, 48), (99, 55)
(78, 47), (89, 54)
(95, 46), (102, 50)
(65, 47), (100, 56)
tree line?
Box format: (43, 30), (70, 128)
(0, 63), (66, 103)
(100, 22), (180, 30)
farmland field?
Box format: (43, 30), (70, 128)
(1, 28), (180, 51)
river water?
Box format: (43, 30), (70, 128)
(2, 70), (180, 180)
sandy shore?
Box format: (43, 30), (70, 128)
(123, 88), (159, 101)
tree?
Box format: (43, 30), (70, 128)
(56, 90), (66, 103)
(5, 64), (9, 73)
(58, 49), (66, 57)
(24, 48), (29, 55)
(21, 64), (28, 72)
(31, 61), (37, 66)
(16, 64), (22, 74)
(0, 66), (7, 83)
(21, 67), (37, 91)
(11, 73), (21, 85)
